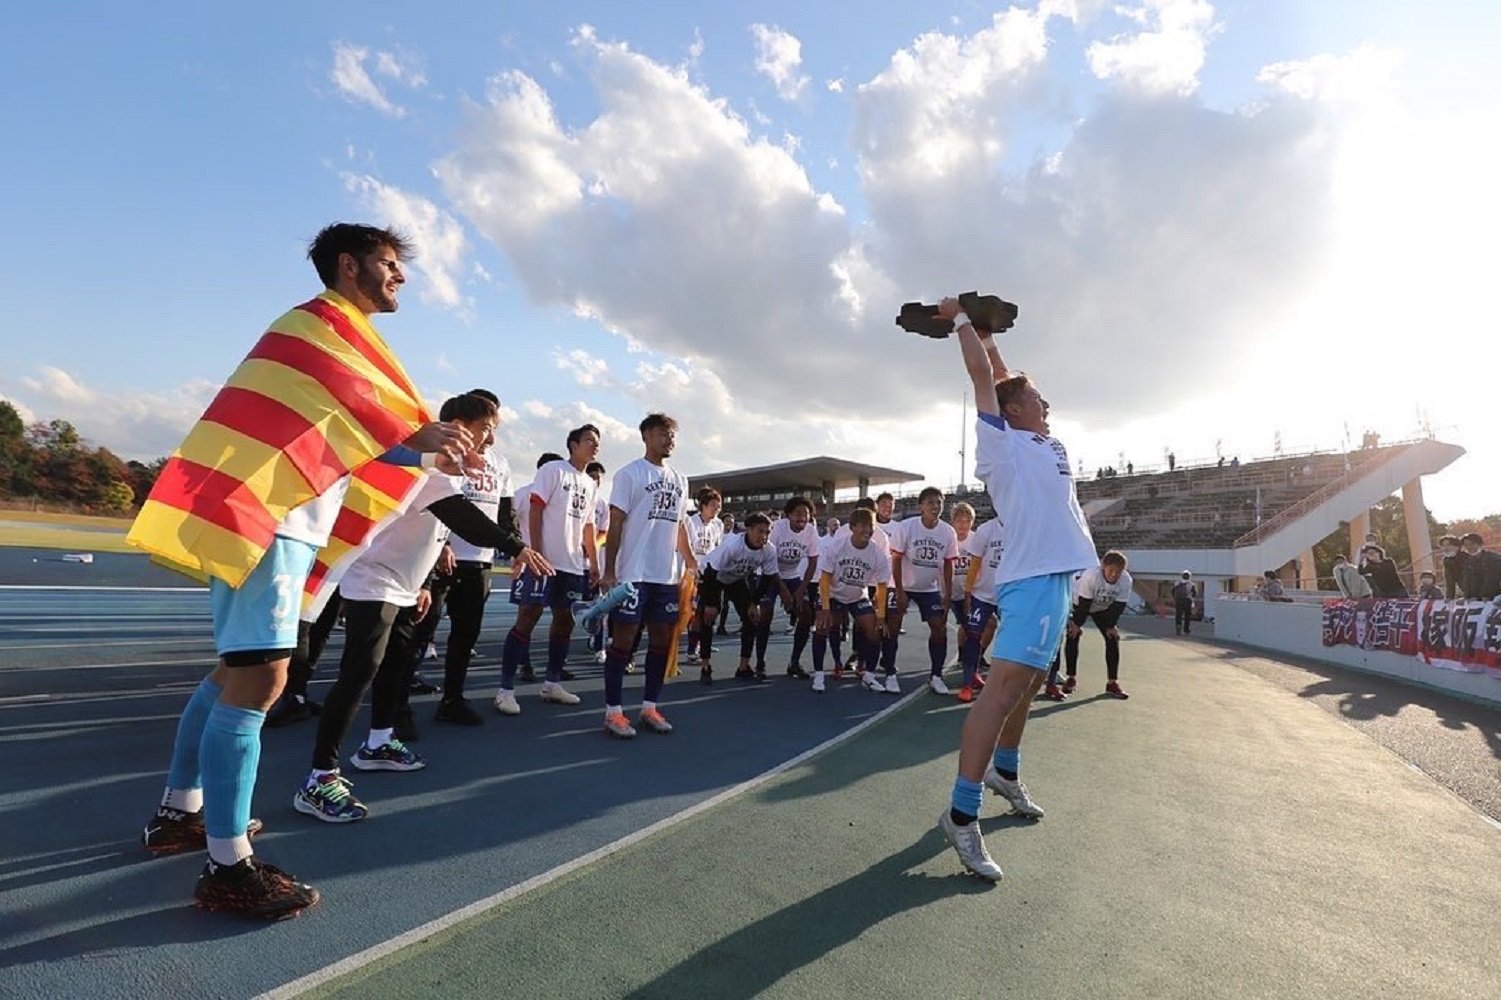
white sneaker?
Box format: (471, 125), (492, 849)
(423, 643), (438, 660)
(928, 676), (951, 696)
(884, 674), (901, 695)
(860, 671), (885, 693)
(983, 766), (1045, 818)
(594, 649), (607, 664)
(938, 811), (1003, 881)
(539, 682), (581, 705)
(811, 672), (826, 693)
(493, 690), (521, 716)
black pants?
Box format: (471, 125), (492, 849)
(1174, 599), (1194, 633)
(442, 563), (493, 698)
(311, 599), (419, 770)
(699, 575), (759, 661)
(286, 593), (343, 700)
(1064, 613), (1121, 680)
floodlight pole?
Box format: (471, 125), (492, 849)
(959, 388), (967, 489)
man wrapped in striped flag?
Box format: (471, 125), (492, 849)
(133, 223), (474, 919)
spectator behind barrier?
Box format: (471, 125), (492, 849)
(1332, 555), (1373, 599)
(1459, 533), (1501, 602)
(1360, 545), (1408, 599)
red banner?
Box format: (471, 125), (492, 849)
(1322, 598), (1501, 674)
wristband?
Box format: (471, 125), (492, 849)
(951, 311), (971, 330)
(420, 452), (438, 470)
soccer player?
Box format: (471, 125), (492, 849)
(1052, 551), (1134, 701)
(769, 496), (820, 678)
(599, 413), (699, 738)
(135, 224), (474, 917)
(501, 452), (564, 684)
(936, 296), (1099, 882)
(960, 514), (1006, 704)
(948, 502), (976, 671)
(696, 513), (793, 682)
(493, 425), (602, 715)
(431, 387), (514, 726)
(812, 507), (891, 693)
(684, 488), (724, 660)
(586, 460), (610, 663)
(890, 487), (961, 695)
(295, 395), (551, 822)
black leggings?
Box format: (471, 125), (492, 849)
(1063, 613), (1121, 680)
(699, 576), (759, 661)
(441, 563), (492, 698)
(311, 599), (418, 770)
(285, 593), (343, 700)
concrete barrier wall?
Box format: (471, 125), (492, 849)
(1212, 596), (1501, 707)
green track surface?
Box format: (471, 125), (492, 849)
(304, 637), (1501, 1000)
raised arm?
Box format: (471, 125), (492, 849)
(937, 297), (1010, 418)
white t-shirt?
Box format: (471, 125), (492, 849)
(593, 493), (610, 535)
(949, 533), (973, 598)
(449, 448), (511, 563)
(963, 518), (1007, 601)
(819, 534), (893, 605)
(338, 473), (463, 606)
(687, 513), (724, 561)
(275, 476), (352, 546)
(1074, 566), (1135, 613)
(834, 521), (891, 556)
(529, 459), (597, 575)
(770, 519), (821, 580)
(891, 517), (960, 593)
(704, 532), (778, 583)
(610, 458), (690, 585)
(974, 414), (1096, 585)
(512, 482), (535, 548)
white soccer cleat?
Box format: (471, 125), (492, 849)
(594, 649), (607, 664)
(983, 766), (1045, 818)
(539, 682), (581, 706)
(928, 676), (951, 696)
(811, 672), (826, 694)
(493, 691), (521, 716)
(884, 674), (901, 695)
(939, 811), (1003, 881)
(860, 671), (886, 693)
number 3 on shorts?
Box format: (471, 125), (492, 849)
(271, 573), (295, 622)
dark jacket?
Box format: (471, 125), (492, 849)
(1442, 551), (1471, 600)
(1172, 581), (1195, 604)
(1460, 549), (1501, 602)
(1361, 560), (1408, 599)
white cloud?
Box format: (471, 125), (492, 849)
(750, 24), (810, 102)
(826, 78), (844, 93)
(330, 42), (407, 117)
(552, 348), (612, 388)
(1257, 45), (1403, 106)
(373, 50), (427, 88)
(9, 368), (217, 460)
(1086, 0), (1218, 97)
(342, 173), (471, 310)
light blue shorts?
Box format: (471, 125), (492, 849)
(210, 536), (319, 658)
(988, 572), (1073, 671)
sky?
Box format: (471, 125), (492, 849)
(2, 1), (1497, 520)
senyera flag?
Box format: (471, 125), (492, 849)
(125, 291), (431, 588)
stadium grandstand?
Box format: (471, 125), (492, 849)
(689, 436), (1465, 614)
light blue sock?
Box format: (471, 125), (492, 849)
(199, 703), (266, 839)
(993, 745), (1020, 777)
(165, 677), (222, 794)
(950, 776), (984, 819)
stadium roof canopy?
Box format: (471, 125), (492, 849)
(686, 456), (923, 505)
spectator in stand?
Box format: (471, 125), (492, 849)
(1416, 572), (1444, 601)
(1438, 535), (1469, 600)
(1172, 571), (1196, 635)
(1359, 545), (1408, 599)
(1458, 533), (1501, 601)
(1332, 555), (1372, 599)
(1257, 571), (1291, 602)
(1356, 533), (1379, 574)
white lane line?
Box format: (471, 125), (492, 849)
(257, 683), (928, 1000)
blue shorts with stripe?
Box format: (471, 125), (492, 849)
(612, 581), (682, 625)
(906, 590), (947, 623)
(510, 569), (589, 610)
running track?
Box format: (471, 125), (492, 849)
(0, 585), (924, 998)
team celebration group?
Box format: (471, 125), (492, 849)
(129, 223), (1133, 919)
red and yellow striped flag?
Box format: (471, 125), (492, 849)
(126, 291), (431, 587)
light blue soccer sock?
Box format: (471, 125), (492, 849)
(993, 744), (1020, 780)
(163, 676), (222, 807)
(950, 776), (984, 822)
(200, 703), (266, 843)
